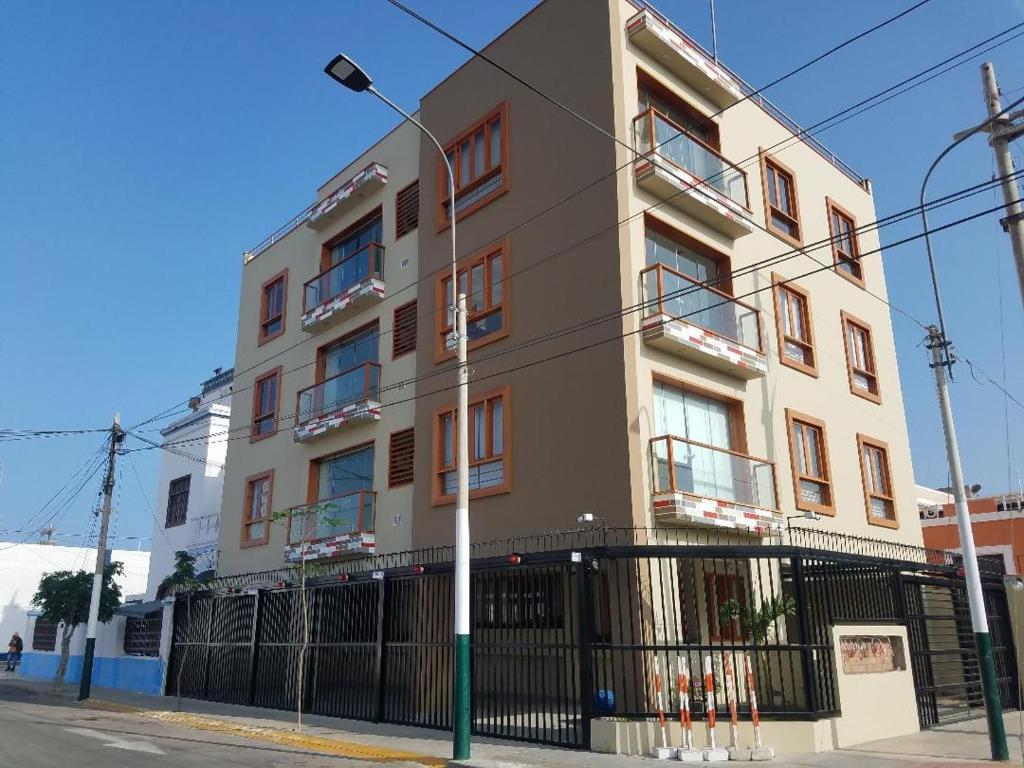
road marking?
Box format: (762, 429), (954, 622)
(64, 727), (166, 754)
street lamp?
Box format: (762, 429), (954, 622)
(324, 54), (472, 761)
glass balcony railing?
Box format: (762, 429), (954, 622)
(650, 435), (777, 510)
(303, 242), (384, 313)
(288, 490), (376, 546)
(641, 263), (762, 351)
(295, 362), (381, 425)
(633, 108), (748, 208)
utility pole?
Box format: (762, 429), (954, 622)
(979, 62), (1024, 307)
(926, 328), (1008, 760)
(78, 413), (123, 701)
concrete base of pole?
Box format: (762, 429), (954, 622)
(676, 748), (703, 762)
(651, 746), (678, 759)
(728, 747), (753, 760)
(749, 746), (774, 761)
(702, 746), (730, 761)
(78, 637), (96, 701)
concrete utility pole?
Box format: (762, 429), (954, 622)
(78, 413), (123, 701)
(979, 62), (1024, 307)
(925, 328), (1008, 761)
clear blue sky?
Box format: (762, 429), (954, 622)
(2, 0), (1023, 549)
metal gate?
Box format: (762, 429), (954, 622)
(902, 575), (1018, 728)
(166, 561), (585, 749)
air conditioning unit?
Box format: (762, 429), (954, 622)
(922, 507), (941, 519)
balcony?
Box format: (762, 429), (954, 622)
(301, 243), (385, 332)
(293, 362), (381, 443)
(632, 108), (754, 238)
(307, 162), (388, 231)
(284, 491), (376, 563)
(640, 263), (767, 379)
(626, 8), (743, 109)
(649, 435), (782, 534)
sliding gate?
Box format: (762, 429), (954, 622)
(902, 574), (1017, 728)
(166, 561), (585, 748)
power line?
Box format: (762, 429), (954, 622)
(137, 194), (1024, 456)
(129, 8), (1015, 434)
(144, 170), (1024, 451)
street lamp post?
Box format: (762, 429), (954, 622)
(324, 54), (472, 761)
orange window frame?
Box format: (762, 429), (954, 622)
(857, 434), (898, 529)
(771, 273), (818, 377)
(392, 300), (418, 360)
(395, 179), (420, 240)
(785, 409), (835, 516)
(250, 366), (283, 442)
(241, 469), (274, 547)
(827, 198), (864, 287)
(435, 240), (509, 361)
(437, 103), (509, 229)
(841, 311), (881, 403)
(432, 385), (511, 505)
(258, 269), (288, 346)
(388, 428), (415, 488)
(760, 151), (802, 246)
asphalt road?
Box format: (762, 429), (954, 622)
(0, 680), (405, 768)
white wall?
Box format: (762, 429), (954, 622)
(0, 543), (149, 646)
(145, 383), (230, 599)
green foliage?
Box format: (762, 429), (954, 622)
(32, 562), (124, 628)
(157, 550), (211, 598)
(718, 595), (796, 644)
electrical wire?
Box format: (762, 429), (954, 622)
(127, 14), (1024, 433)
(143, 170), (1024, 451)
(133, 194), (1024, 456)
(126, 452), (175, 550)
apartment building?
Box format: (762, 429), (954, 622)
(217, 0), (924, 577)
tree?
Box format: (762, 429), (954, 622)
(32, 562), (123, 689)
(159, 551), (211, 711)
(157, 550), (209, 599)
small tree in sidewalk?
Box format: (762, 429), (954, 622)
(160, 551), (212, 711)
(32, 563), (123, 689)
(269, 501), (340, 732)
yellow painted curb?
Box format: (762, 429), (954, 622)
(86, 700), (445, 766)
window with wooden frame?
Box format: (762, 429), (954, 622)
(704, 572), (748, 642)
(636, 69), (720, 150)
(841, 311), (881, 403)
(258, 269), (288, 345)
(251, 367), (282, 441)
(439, 103), (509, 227)
(433, 386), (511, 505)
(858, 434), (897, 528)
(241, 470), (273, 547)
(760, 152), (801, 244)
(785, 410), (834, 515)
(395, 179), (419, 239)
(827, 198), (864, 286)
(436, 242), (508, 358)
(392, 300), (418, 359)
(165, 474), (191, 528)
(388, 428), (415, 488)
(771, 274), (817, 376)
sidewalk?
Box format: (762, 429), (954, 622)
(2, 674), (1020, 766)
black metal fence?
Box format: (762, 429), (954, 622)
(167, 534), (1018, 749)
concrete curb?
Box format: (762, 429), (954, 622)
(85, 699), (445, 766)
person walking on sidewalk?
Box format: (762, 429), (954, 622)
(6, 632), (23, 672)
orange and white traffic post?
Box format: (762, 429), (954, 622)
(745, 651), (774, 760)
(676, 655), (693, 750)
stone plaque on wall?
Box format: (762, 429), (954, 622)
(839, 634), (907, 675)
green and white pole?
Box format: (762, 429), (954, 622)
(358, 82), (472, 760)
(454, 292), (471, 760)
(927, 327), (1008, 760)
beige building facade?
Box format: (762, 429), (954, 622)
(217, 0), (923, 578)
